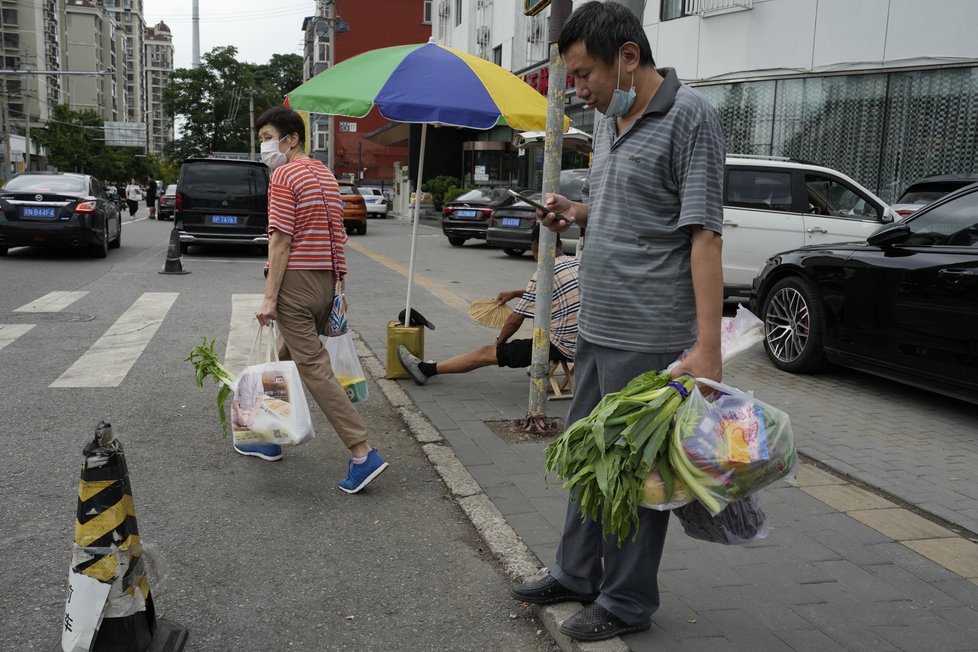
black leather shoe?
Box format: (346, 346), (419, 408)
(558, 604), (651, 641)
(510, 574), (597, 605)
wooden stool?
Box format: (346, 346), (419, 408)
(548, 360), (575, 400)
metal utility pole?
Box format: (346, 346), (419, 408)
(248, 91), (255, 161)
(522, 0), (571, 434)
(25, 111), (30, 170)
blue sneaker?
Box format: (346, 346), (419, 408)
(234, 443), (283, 461)
(338, 449), (388, 493)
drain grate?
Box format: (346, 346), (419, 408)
(1, 312), (96, 323)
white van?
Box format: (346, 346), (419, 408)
(722, 156), (898, 297)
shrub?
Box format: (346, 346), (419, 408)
(421, 175), (461, 207)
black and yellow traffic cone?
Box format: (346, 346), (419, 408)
(53, 421), (188, 652)
(158, 228), (190, 275)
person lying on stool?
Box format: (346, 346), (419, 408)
(398, 224), (579, 385)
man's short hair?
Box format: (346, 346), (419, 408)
(557, 1), (656, 68)
(531, 222), (562, 249)
(255, 106), (305, 143)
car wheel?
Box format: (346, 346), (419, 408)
(356, 222), (367, 236)
(91, 223), (109, 258)
(503, 248), (526, 257)
(0, 246), (7, 256)
(761, 276), (827, 373)
(448, 237), (466, 247)
(179, 243), (190, 255)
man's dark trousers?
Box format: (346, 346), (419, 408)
(550, 336), (683, 624)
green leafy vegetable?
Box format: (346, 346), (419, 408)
(186, 338), (236, 438)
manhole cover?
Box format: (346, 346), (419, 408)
(1, 312), (96, 323)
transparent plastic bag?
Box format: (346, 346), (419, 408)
(669, 378), (796, 515)
(639, 464), (696, 511)
(673, 494), (769, 545)
(323, 331), (368, 403)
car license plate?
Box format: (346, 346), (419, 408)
(23, 207), (56, 218)
(212, 215), (238, 225)
(501, 217), (521, 227)
(456, 210), (477, 218)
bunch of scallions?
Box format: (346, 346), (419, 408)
(545, 370), (695, 545)
(186, 337), (236, 438)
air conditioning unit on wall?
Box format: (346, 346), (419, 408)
(476, 26), (491, 46)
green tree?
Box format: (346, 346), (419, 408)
(163, 47), (305, 161)
(34, 104), (104, 174)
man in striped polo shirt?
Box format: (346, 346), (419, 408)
(510, 1), (725, 642)
(397, 224), (579, 384)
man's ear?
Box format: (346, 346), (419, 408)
(620, 41), (641, 74)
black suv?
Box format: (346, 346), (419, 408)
(175, 158), (270, 254)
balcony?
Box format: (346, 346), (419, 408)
(684, 0), (752, 16)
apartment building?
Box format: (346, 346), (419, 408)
(432, 0), (978, 202)
(144, 20), (173, 155)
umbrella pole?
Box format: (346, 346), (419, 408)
(404, 122), (428, 323)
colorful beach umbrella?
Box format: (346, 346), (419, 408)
(285, 40), (569, 322)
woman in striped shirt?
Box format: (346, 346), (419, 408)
(249, 106), (388, 494)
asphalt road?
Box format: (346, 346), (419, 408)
(0, 212), (556, 651)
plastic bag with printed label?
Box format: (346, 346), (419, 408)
(231, 326), (315, 446)
(668, 378), (796, 515)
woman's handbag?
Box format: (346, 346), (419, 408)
(326, 278), (349, 337)
(230, 325), (315, 447)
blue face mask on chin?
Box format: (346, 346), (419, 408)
(606, 51), (636, 118)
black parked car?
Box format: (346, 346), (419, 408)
(441, 187), (520, 247)
(175, 159), (270, 254)
(0, 172), (122, 258)
(891, 174), (978, 217)
(750, 182), (978, 404)
(486, 169), (588, 257)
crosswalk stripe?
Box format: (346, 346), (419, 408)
(224, 294), (264, 376)
(50, 292), (179, 388)
(0, 324), (34, 351)
(14, 291), (90, 313)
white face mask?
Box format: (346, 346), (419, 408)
(260, 136), (289, 169)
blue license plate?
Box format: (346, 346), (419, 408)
(23, 207), (56, 218)
(456, 210), (477, 218)
(212, 215), (238, 225)
(501, 217), (521, 227)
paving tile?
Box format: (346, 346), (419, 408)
(903, 538), (978, 579)
(801, 484), (896, 512)
(773, 628), (848, 652)
(848, 507), (957, 542)
(810, 559), (908, 602)
(793, 464), (846, 487)
(789, 602), (902, 650)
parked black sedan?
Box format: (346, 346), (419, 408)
(0, 172), (122, 258)
(441, 187), (519, 247)
(750, 182), (978, 404)
(486, 168), (588, 257)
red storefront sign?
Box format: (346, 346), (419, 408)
(523, 65), (576, 97)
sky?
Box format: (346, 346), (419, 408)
(143, 0), (314, 71)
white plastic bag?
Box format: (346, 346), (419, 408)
(668, 304), (764, 371)
(231, 326), (314, 446)
(322, 332), (368, 403)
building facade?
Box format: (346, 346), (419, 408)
(144, 20), (174, 155)
(432, 0), (978, 202)
(0, 0), (170, 178)
(301, 0), (433, 183)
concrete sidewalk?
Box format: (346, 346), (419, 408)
(345, 224), (978, 651)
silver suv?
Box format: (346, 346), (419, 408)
(722, 156), (897, 297)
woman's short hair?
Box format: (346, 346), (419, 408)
(557, 1), (655, 68)
(255, 106), (305, 143)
